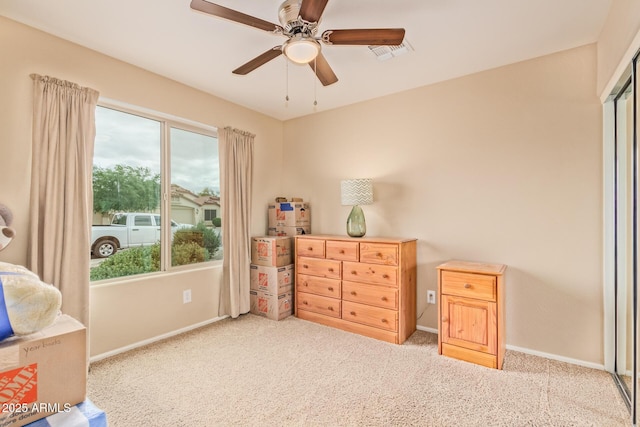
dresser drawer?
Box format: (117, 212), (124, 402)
(441, 270), (496, 301)
(342, 281), (398, 310)
(297, 274), (341, 298)
(297, 292), (341, 318)
(296, 238), (325, 258)
(326, 240), (359, 261)
(342, 301), (397, 332)
(298, 256), (341, 279)
(359, 243), (398, 266)
(342, 261), (398, 287)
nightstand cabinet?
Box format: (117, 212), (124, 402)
(295, 235), (417, 344)
(437, 260), (507, 369)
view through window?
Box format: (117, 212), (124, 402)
(90, 105), (221, 282)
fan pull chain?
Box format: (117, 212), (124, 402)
(313, 57), (318, 109)
(285, 59), (290, 106)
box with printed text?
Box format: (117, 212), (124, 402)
(250, 289), (293, 321)
(251, 236), (293, 267)
(0, 314), (87, 427)
(250, 264), (294, 294)
(268, 202), (311, 228)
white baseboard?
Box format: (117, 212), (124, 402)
(89, 315), (229, 363)
(415, 325), (605, 371)
(416, 325), (438, 334)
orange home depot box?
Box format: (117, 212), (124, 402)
(251, 236), (293, 267)
(250, 264), (294, 294)
(268, 202), (310, 228)
(250, 289), (293, 321)
(0, 315), (86, 427)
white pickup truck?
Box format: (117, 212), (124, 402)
(91, 213), (185, 258)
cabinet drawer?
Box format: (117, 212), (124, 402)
(326, 240), (359, 261)
(343, 261), (398, 287)
(296, 238), (325, 258)
(441, 271), (496, 301)
(359, 243), (398, 266)
(298, 257), (341, 279)
(342, 281), (397, 310)
(297, 274), (341, 298)
(297, 292), (341, 318)
(342, 301), (397, 332)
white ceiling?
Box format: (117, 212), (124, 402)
(0, 0), (612, 121)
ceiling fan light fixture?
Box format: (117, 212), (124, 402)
(283, 37), (321, 64)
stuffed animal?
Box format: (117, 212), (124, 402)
(0, 204), (15, 252)
(0, 263), (62, 340)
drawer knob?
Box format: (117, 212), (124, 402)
(350, 291), (357, 296)
(381, 319), (388, 323)
(328, 287), (334, 291)
(464, 283), (471, 289)
(303, 265), (309, 269)
(382, 274), (389, 279)
(328, 307), (334, 311)
(381, 296), (388, 301)
(377, 252), (383, 257)
(328, 268), (334, 272)
(340, 249), (345, 254)
(307, 247), (313, 251)
(303, 301), (308, 305)
(350, 311), (356, 316)
(351, 271), (357, 275)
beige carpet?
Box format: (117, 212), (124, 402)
(88, 314), (629, 426)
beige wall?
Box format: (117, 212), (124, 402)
(0, 16), (283, 357)
(283, 44), (603, 364)
(0, 14), (614, 365)
(597, 0), (640, 97)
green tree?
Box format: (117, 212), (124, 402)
(93, 165), (160, 214)
(198, 187), (219, 197)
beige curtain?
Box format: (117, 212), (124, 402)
(219, 127), (254, 318)
(28, 74), (99, 328)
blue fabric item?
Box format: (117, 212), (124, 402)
(25, 399), (108, 427)
(279, 203), (293, 211)
(0, 273), (16, 340)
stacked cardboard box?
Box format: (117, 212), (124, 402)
(267, 200), (311, 236)
(0, 315), (87, 427)
(249, 236), (294, 320)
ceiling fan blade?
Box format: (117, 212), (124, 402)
(321, 28), (405, 46)
(299, 0), (330, 23)
(309, 52), (338, 86)
(232, 47), (283, 75)
(190, 0), (282, 33)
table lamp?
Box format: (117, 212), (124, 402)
(341, 178), (373, 237)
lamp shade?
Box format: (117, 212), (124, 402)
(341, 179), (373, 206)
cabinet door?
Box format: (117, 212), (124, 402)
(441, 295), (497, 355)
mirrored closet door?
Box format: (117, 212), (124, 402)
(609, 54), (638, 425)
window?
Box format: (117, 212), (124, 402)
(204, 209), (217, 221)
(90, 104), (220, 282)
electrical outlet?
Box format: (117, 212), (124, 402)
(427, 290), (436, 304)
(183, 289), (192, 304)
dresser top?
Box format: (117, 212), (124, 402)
(295, 234), (417, 244)
(437, 260), (507, 275)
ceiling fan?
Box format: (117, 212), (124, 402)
(190, 0), (406, 86)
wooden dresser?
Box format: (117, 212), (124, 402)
(295, 235), (417, 344)
(437, 260), (507, 369)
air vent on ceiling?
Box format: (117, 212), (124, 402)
(368, 40), (413, 61)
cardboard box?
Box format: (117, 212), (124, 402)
(267, 226), (311, 237)
(251, 236), (293, 267)
(250, 289), (293, 321)
(0, 314), (87, 427)
(250, 264), (294, 294)
(268, 202), (310, 227)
